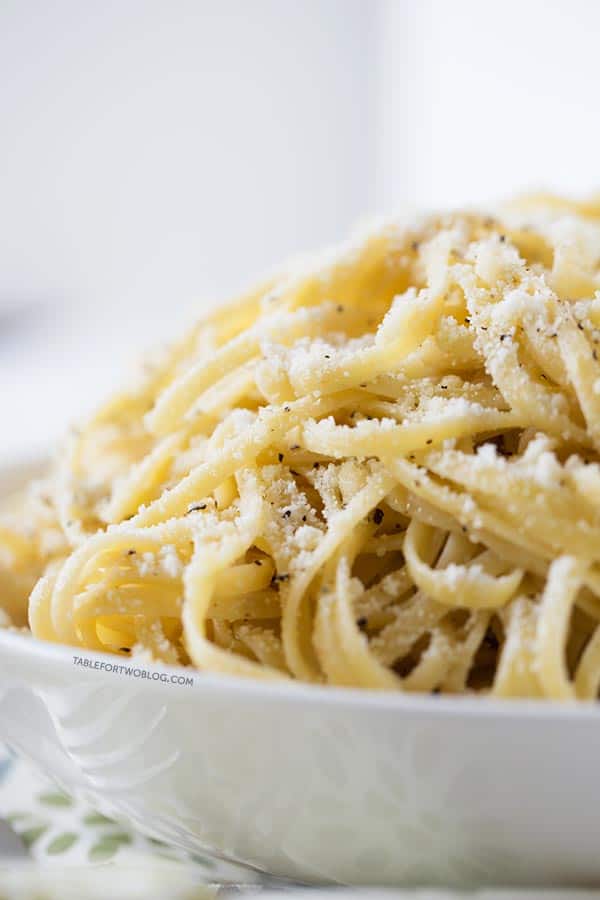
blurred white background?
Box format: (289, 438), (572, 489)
(375, 0), (600, 210)
(1, 0), (599, 460)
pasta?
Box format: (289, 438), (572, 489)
(3, 193), (600, 698)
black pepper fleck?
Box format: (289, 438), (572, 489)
(187, 503), (207, 514)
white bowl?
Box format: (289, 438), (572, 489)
(2, 465), (600, 887)
(5, 633), (600, 886)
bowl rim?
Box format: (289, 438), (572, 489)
(3, 628), (600, 722)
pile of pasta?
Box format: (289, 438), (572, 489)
(4, 194), (600, 699)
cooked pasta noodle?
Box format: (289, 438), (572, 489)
(3, 193), (600, 698)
